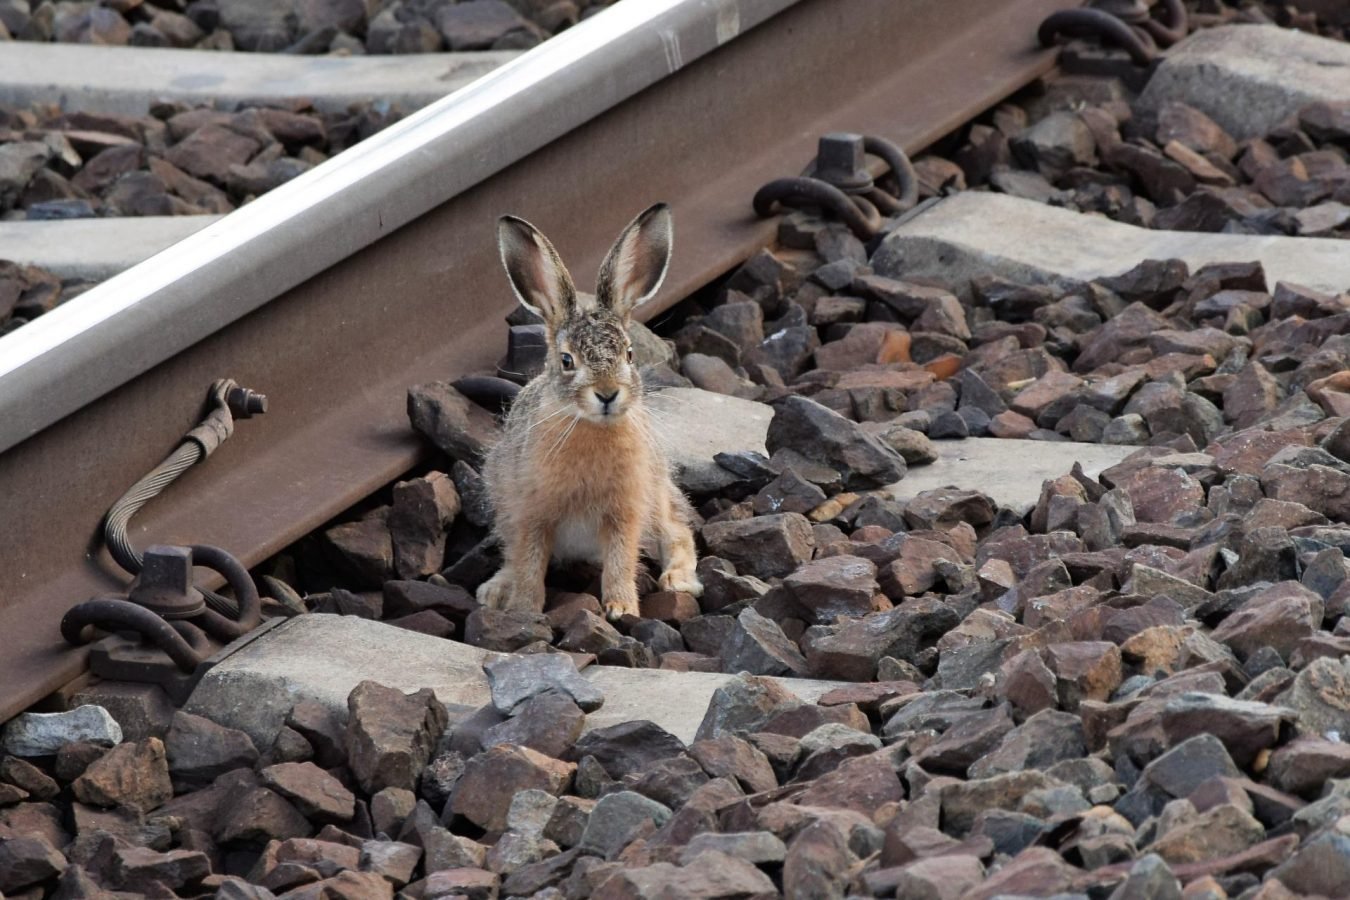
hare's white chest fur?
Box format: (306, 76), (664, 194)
(553, 513), (603, 564)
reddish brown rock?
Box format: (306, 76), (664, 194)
(216, 786), (313, 844)
(1210, 582), (1324, 662)
(260, 761), (356, 822)
(1266, 737), (1350, 798)
(346, 681), (449, 795)
(1110, 465), (1205, 525)
(449, 745), (574, 832)
(639, 591), (700, 624)
(1044, 642), (1122, 711)
(71, 737), (172, 814)
(782, 555), (880, 624)
(964, 846), (1079, 900)
(792, 752), (903, 816)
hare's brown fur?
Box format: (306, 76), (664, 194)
(477, 205), (702, 620)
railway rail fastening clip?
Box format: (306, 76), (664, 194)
(59, 378), (284, 703)
(752, 131), (919, 243)
(1038, 0), (1191, 89)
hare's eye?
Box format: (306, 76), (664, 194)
(626, 347), (634, 363)
(560, 352), (574, 371)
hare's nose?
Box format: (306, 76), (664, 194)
(595, 389), (619, 405)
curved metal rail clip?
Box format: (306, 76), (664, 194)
(60, 380), (272, 703)
(752, 132), (918, 242)
(1038, 0), (1189, 85)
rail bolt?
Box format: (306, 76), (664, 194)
(812, 133), (874, 194)
(127, 545), (207, 620)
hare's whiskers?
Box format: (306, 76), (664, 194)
(522, 403), (571, 438)
(544, 414), (581, 466)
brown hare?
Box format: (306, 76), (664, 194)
(477, 203), (703, 621)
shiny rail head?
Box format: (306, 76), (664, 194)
(0, 0), (805, 456)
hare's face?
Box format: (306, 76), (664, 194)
(498, 203), (672, 422)
(555, 308), (640, 422)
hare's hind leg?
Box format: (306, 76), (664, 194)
(656, 489), (703, 597)
(477, 518), (552, 612)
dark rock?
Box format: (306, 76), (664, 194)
(0, 834), (66, 894)
(0, 757), (58, 802)
(1158, 693), (1287, 768)
(323, 513), (393, 587)
(904, 487), (995, 532)
(570, 721), (685, 780)
(721, 608), (808, 676)
(1141, 734), (1240, 800)
(781, 555), (879, 625)
(751, 469), (826, 516)
(111, 845), (210, 894)
(407, 381), (499, 463)
(744, 325), (820, 380)
(1268, 831), (1350, 897)
(164, 710), (258, 791)
(437, 0), (532, 51)
(465, 607), (554, 652)
(701, 513), (814, 579)
(766, 395), (906, 489)
(556, 609), (623, 654)
(388, 472), (460, 579)
(694, 674), (804, 742)
(1210, 581), (1323, 662)
(794, 752), (903, 816)
(781, 818), (857, 899)
(969, 709), (1086, 779)
(1277, 655), (1350, 738)
(803, 598), (960, 681)
(286, 701), (346, 769)
(216, 786), (313, 844)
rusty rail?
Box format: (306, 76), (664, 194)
(0, 0), (1077, 722)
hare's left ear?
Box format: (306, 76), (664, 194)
(595, 203), (672, 319)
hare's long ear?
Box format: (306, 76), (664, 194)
(596, 203), (672, 319)
(498, 215), (576, 327)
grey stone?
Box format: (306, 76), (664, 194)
(886, 437), (1132, 517)
(2, 705), (122, 757)
(874, 192), (1350, 300)
(1277, 656), (1350, 739)
(680, 831), (786, 865)
(721, 608), (809, 677)
(578, 790), (672, 859)
(484, 653), (604, 714)
(1136, 25), (1350, 140)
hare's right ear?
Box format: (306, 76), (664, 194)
(497, 215), (576, 326)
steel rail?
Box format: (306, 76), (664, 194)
(0, 0), (1076, 721)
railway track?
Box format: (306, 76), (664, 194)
(4, 1), (1350, 896)
(0, 0), (1073, 720)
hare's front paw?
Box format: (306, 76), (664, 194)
(603, 590), (640, 622)
(477, 570), (514, 610)
(659, 568), (704, 598)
